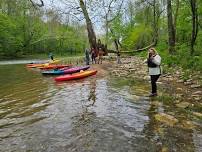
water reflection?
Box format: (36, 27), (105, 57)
(0, 64), (201, 152)
(88, 79), (97, 106)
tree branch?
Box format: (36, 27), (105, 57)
(29, 0), (44, 8)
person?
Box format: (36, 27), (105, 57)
(85, 48), (90, 65)
(91, 47), (96, 64)
(117, 51), (121, 64)
(146, 48), (161, 97)
(98, 48), (104, 64)
(49, 52), (54, 61)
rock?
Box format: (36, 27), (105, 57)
(175, 94), (183, 98)
(194, 97), (201, 101)
(190, 84), (201, 88)
(143, 76), (150, 80)
(192, 91), (202, 95)
(186, 79), (193, 82)
(161, 147), (169, 152)
(174, 100), (180, 104)
(177, 80), (184, 83)
(151, 101), (161, 106)
(176, 71), (180, 75)
(184, 81), (193, 85)
(154, 113), (178, 126)
(191, 94), (201, 97)
(176, 88), (183, 91)
(180, 120), (195, 130)
(193, 112), (202, 117)
(176, 102), (190, 109)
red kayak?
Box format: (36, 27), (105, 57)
(39, 64), (71, 70)
(55, 70), (97, 81)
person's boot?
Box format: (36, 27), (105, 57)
(148, 93), (158, 97)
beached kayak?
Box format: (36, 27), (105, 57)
(42, 65), (90, 75)
(55, 70), (97, 81)
(27, 60), (60, 68)
(39, 64), (71, 70)
(28, 61), (48, 64)
(49, 60), (60, 64)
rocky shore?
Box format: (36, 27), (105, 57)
(108, 56), (202, 112)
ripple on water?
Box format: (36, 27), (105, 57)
(0, 64), (201, 152)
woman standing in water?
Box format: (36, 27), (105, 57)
(146, 48), (161, 97)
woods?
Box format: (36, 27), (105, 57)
(0, 0), (202, 70)
(0, 0), (88, 59)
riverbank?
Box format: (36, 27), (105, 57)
(96, 56), (202, 118)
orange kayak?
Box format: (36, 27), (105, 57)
(55, 70), (97, 81)
(39, 65), (71, 70)
(27, 63), (47, 68)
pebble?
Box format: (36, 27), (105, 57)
(192, 91), (202, 95)
(177, 80), (184, 83)
(190, 84), (201, 88)
(155, 113), (178, 126)
(184, 82), (193, 85)
(176, 102), (190, 109)
(193, 112), (202, 117)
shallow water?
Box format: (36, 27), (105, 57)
(0, 63), (201, 152)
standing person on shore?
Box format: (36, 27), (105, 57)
(85, 48), (90, 65)
(146, 48), (161, 97)
(91, 47), (96, 64)
(49, 52), (54, 61)
(117, 51), (121, 64)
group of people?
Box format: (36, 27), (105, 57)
(50, 45), (161, 97)
(85, 39), (106, 65)
(86, 46), (162, 97)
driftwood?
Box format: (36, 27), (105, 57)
(134, 43), (155, 52)
(107, 43), (155, 54)
(116, 43), (155, 53)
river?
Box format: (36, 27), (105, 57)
(0, 61), (201, 152)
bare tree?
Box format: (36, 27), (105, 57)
(79, 0), (97, 48)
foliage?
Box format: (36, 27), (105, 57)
(122, 25), (153, 50)
(0, 0), (88, 59)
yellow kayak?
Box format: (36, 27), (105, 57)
(27, 60), (61, 68)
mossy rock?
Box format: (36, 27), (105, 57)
(155, 113), (178, 126)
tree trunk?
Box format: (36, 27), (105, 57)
(79, 0), (97, 49)
(190, 0), (198, 55)
(153, 0), (158, 46)
(105, 15), (109, 45)
(167, 0), (175, 54)
(174, 0), (179, 42)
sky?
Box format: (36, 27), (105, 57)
(39, 0), (126, 35)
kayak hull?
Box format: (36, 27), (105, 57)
(27, 60), (60, 68)
(39, 65), (70, 70)
(42, 69), (65, 75)
(55, 70), (97, 81)
(42, 66), (90, 75)
(63, 66), (90, 74)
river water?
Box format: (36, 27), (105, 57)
(0, 62), (201, 152)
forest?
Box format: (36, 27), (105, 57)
(0, 0), (202, 70)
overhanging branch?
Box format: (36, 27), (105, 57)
(29, 0), (44, 8)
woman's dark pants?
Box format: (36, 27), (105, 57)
(150, 75), (160, 94)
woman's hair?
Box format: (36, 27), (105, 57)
(149, 48), (158, 55)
